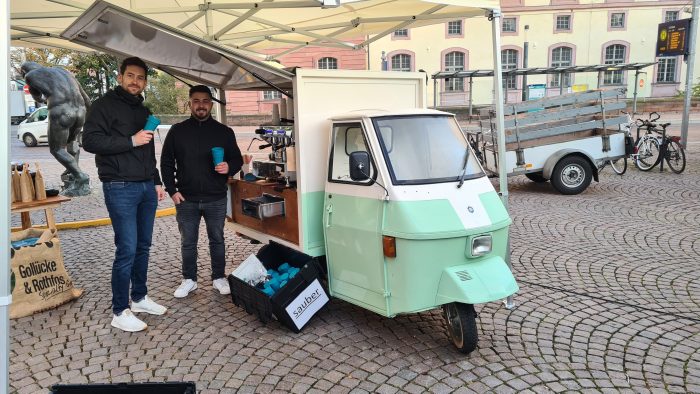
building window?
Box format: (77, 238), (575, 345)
(318, 57), (338, 69)
(550, 47), (573, 87)
(263, 90), (281, 100)
(444, 52), (465, 91)
(665, 11), (679, 22)
(393, 29), (408, 38)
(656, 57), (677, 83)
(556, 15), (571, 31)
(603, 44), (626, 85)
(447, 20), (462, 35)
(502, 49), (518, 89)
(610, 13), (625, 28)
(391, 54), (412, 72)
(502, 18), (517, 33)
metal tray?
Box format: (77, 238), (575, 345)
(241, 193), (285, 219)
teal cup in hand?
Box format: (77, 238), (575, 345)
(212, 147), (224, 166)
(144, 114), (160, 132)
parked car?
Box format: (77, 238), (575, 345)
(17, 107), (48, 147)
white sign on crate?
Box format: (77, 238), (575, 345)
(285, 279), (329, 330)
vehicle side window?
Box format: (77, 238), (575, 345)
(37, 109), (48, 121)
(329, 122), (374, 184)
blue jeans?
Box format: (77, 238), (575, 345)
(175, 198), (227, 281)
(103, 180), (157, 315)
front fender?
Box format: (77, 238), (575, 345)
(542, 149), (599, 182)
(436, 256), (519, 305)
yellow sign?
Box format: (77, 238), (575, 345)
(572, 84), (589, 92)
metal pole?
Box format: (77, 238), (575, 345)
(633, 69), (640, 115)
(468, 76), (474, 117)
(216, 88), (227, 124)
(521, 40), (529, 102)
(559, 72), (564, 95)
(2, 0), (13, 391)
(490, 10), (515, 309)
(682, 0), (699, 149)
(433, 77), (438, 109)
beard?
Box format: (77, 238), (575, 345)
(193, 108), (210, 120)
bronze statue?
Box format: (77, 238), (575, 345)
(21, 62), (91, 196)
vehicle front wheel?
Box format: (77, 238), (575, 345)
(551, 155), (592, 195)
(443, 302), (478, 354)
(22, 133), (38, 147)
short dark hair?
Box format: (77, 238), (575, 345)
(120, 57), (148, 78)
(189, 85), (212, 98)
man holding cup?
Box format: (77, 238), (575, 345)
(161, 85), (243, 298)
(83, 57), (168, 332)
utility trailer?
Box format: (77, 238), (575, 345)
(469, 88), (628, 194)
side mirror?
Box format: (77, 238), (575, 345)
(349, 151), (370, 182)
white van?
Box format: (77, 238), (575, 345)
(17, 107), (49, 147)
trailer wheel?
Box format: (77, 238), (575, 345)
(551, 155), (592, 195)
(525, 172), (547, 183)
(22, 133), (38, 147)
(443, 303), (478, 354)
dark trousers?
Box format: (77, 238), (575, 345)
(103, 180), (157, 315)
(175, 197), (227, 281)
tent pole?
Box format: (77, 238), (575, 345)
(490, 9), (515, 309)
(2, 0), (13, 391)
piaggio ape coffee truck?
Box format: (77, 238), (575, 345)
(58, 0), (519, 353)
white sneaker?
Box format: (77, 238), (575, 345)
(111, 309), (147, 332)
(213, 278), (231, 295)
(174, 279), (197, 298)
(131, 296), (168, 315)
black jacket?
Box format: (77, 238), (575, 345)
(160, 116), (243, 202)
(82, 86), (162, 184)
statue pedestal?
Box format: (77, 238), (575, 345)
(60, 173), (91, 197)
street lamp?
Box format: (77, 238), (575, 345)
(521, 24), (529, 102)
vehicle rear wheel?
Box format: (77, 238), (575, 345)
(665, 140), (686, 174)
(525, 172), (547, 183)
(610, 157), (627, 175)
(443, 302), (478, 354)
(22, 133), (38, 147)
(551, 156), (592, 195)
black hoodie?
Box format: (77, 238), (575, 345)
(160, 116), (243, 202)
(82, 86), (162, 184)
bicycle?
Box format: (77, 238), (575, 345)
(632, 112), (663, 172)
(645, 121), (686, 173)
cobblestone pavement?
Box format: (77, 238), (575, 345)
(8, 132), (700, 393)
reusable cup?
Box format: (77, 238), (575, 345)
(212, 147), (224, 166)
(144, 114), (161, 132)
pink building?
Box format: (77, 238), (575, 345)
(226, 41), (367, 115)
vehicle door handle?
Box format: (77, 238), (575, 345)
(325, 204), (333, 228)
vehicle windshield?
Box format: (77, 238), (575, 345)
(372, 115), (484, 185)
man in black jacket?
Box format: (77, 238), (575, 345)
(161, 85), (243, 298)
(83, 57), (168, 332)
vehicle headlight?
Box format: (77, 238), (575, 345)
(471, 235), (492, 257)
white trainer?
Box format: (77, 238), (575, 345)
(174, 279), (197, 298)
(131, 296), (168, 315)
(213, 278), (231, 295)
(111, 309), (147, 332)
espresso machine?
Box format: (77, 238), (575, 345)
(252, 126), (296, 185)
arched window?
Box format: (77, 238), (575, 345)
(550, 46), (573, 87)
(391, 54), (412, 72)
(603, 44), (626, 85)
(318, 57), (338, 70)
(501, 49), (518, 89)
(444, 51), (465, 91)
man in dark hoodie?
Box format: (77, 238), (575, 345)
(83, 57), (167, 332)
(160, 85), (242, 298)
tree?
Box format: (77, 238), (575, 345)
(144, 72), (191, 115)
(68, 52), (119, 102)
(9, 47), (71, 79)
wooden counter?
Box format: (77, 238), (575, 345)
(229, 179), (299, 245)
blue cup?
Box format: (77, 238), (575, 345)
(212, 147), (224, 166)
(144, 114), (160, 132)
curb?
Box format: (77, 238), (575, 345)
(12, 207), (176, 231)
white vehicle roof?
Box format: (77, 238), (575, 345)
(330, 108), (453, 121)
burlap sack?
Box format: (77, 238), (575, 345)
(10, 228), (83, 319)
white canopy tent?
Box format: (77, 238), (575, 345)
(3, 1), (511, 390)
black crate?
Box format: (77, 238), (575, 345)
(50, 382), (196, 394)
(228, 241), (327, 333)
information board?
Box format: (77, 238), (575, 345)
(657, 18), (691, 57)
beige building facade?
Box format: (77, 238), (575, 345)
(367, 0), (695, 107)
